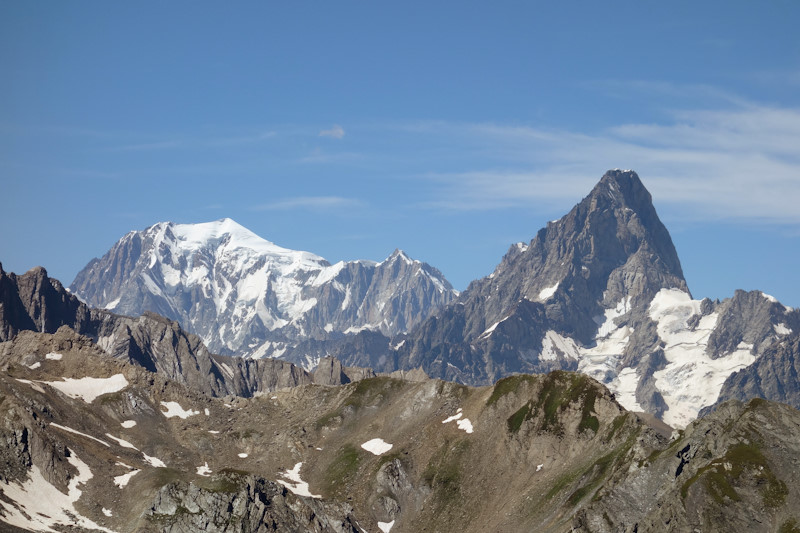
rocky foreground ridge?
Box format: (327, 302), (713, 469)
(1, 326), (800, 532)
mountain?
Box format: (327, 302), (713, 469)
(70, 218), (457, 366)
(329, 170), (799, 428)
(3, 326), (800, 532)
(0, 264), (375, 398)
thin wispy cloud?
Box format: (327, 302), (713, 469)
(252, 196), (361, 211)
(415, 102), (800, 223)
(319, 124), (345, 139)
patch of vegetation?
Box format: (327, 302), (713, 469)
(486, 374), (537, 406)
(680, 442), (787, 507)
(148, 467), (185, 489)
(314, 409), (343, 430)
(230, 428), (258, 440)
(507, 401), (534, 433)
(377, 449), (405, 469)
(606, 413), (628, 441)
(324, 444), (361, 495)
(423, 440), (470, 505)
(342, 377), (403, 410)
(532, 371), (601, 435)
(548, 426), (640, 505)
(780, 518), (800, 533)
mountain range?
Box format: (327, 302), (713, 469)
(67, 170), (799, 428)
(2, 169), (800, 531)
(70, 218), (457, 366)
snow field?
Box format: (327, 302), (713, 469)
(650, 288), (755, 428)
(40, 374), (129, 403)
(0, 451), (117, 532)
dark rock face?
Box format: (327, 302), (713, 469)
(145, 474), (360, 533)
(707, 332), (800, 414)
(384, 170), (689, 394)
(69, 219), (457, 363)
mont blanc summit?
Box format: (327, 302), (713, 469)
(70, 218), (457, 365)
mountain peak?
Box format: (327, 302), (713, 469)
(590, 169), (654, 212)
(386, 248), (415, 265)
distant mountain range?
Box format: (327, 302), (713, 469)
(70, 218), (457, 366)
(15, 169), (800, 428)
(3, 169), (800, 531)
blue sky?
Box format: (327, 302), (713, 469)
(2, 1), (799, 306)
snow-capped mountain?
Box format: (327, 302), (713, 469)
(70, 218), (457, 364)
(328, 170), (800, 427)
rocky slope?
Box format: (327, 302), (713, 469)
(2, 327), (800, 532)
(70, 219), (457, 364)
(327, 170), (800, 428)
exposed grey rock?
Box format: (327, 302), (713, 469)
(706, 331), (800, 415)
(145, 473), (360, 533)
(574, 399), (800, 532)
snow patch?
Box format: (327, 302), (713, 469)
(102, 508), (113, 517)
(775, 323), (792, 335)
(28, 362), (41, 370)
(536, 464), (544, 472)
(540, 331), (580, 361)
(160, 401), (200, 419)
(761, 292), (779, 303)
(104, 434), (138, 450)
(50, 423), (110, 447)
(442, 409), (463, 424)
(442, 408), (473, 433)
(457, 418), (474, 433)
(538, 282), (559, 301)
(113, 465), (140, 488)
(361, 438), (393, 456)
(121, 420), (137, 428)
(196, 462), (212, 476)
(142, 453), (166, 468)
(238, 453), (248, 458)
(43, 374), (129, 403)
(16, 379), (46, 393)
(45, 352), (63, 360)
(378, 520), (395, 533)
(277, 462), (321, 498)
